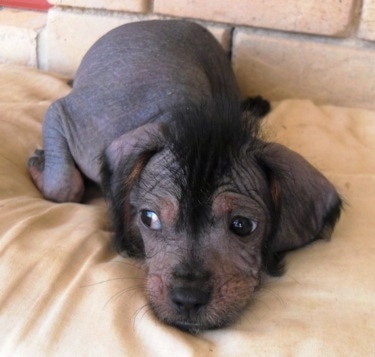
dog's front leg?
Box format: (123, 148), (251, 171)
(28, 101), (84, 203)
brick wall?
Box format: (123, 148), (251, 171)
(0, 0), (374, 109)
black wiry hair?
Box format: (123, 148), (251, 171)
(162, 97), (263, 236)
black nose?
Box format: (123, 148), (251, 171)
(170, 287), (210, 315)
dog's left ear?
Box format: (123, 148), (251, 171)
(101, 123), (165, 256)
(257, 143), (342, 275)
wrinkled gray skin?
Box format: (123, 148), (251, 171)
(28, 20), (342, 333)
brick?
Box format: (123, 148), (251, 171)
(42, 9), (150, 76)
(0, 9), (46, 67)
(154, 0), (356, 36)
(358, 0), (375, 41)
(48, 0), (150, 13)
(233, 30), (375, 110)
(42, 9), (230, 76)
(205, 24), (233, 56)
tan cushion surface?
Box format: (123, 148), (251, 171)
(0, 65), (374, 356)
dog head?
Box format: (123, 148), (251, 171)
(101, 100), (342, 333)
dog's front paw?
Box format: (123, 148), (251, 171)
(28, 149), (45, 172)
(28, 149), (45, 193)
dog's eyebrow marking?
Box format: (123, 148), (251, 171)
(125, 153), (151, 189)
(268, 174), (281, 211)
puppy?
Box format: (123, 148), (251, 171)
(28, 20), (342, 333)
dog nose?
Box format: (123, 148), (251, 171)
(170, 287), (210, 314)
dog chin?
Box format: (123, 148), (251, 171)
(171, 321), (205, 334)
(160, 306), (242, 334)
(165, 315), (228, 334)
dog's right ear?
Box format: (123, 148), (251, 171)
(101, 123), (164, 256)
(256, 143), (342, 276)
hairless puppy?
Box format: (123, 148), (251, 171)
(28, 20), (342, 333)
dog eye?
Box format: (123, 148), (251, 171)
(230, 216), (257, 236)
(141, 210), (162, 231)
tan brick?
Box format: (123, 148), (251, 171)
(0, 9), (46, 67)
(358, 0), (375, 41)
(154, 0), (356, 36)
(48, 0), (150, 13)
(205, 24), (233, 56)
(233, 30), (375, 110)
(42, 10), (230, 76)
(42, 9), (150, 76)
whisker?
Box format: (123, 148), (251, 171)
(283, 272), (302, 285)
(254, 286), (286, 308)
(103, 285), (145, 308)
(132, 304), (153, 329)
(81, 276), (147, 288)
(110, 259), (147, 272)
